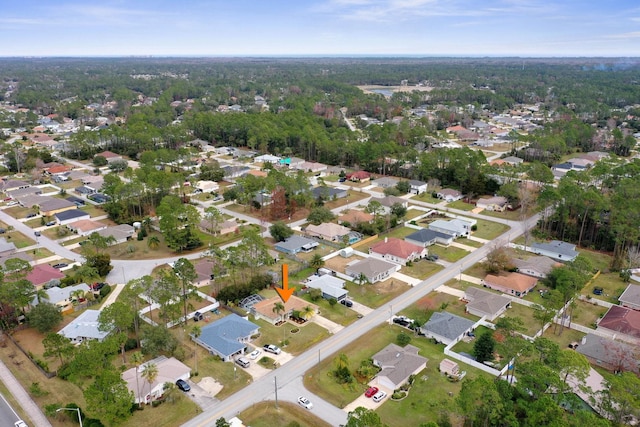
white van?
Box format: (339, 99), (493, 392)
(372, 390), (387, 403)
(236, 357), (250, 368)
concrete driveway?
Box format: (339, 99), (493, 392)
(182, 378), (218, 410)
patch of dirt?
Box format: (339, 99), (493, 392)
(324, 255), (364, 274)
(198, 376), (223, 396)
(416, 295), (439, 311)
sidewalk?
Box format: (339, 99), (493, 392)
(312, 315), (344, 334)
(102, 283), (125, 308)
(0, 360), (52, 427)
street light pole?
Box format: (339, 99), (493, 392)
(57, 407), (83, 427)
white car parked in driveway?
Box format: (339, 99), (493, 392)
(248, 349), (262, 359)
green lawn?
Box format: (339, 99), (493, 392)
(344, 279), (410, 308)
(402, 259), (444, 280)
(252, 318), (330, 355)
(195, 353), (253, 399)
(239, 402), (331, 427)
(6, 230), (33, 248)
(472, 219), (510, 240)
(539, 327), (585, 350)
(428, 245), (469, 262)
(505, 303), (541, 337)
(411, 192), (442, 204)
(400, 291), (479, 325)
(299, 293), (360, 326)
(571, 299), (608, 329)
(458, 238), (483, 248)
(585, 272), (628, 303)
(405, 208), (426, 221)
(480, 209), (523, 221)
(304, 324), (492, 426)
(447, 200), (475, 211)
(446, 279), (480, 293)
(577, 249), (612, 273)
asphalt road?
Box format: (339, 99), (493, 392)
(183, 216), (531, 426)
(0, 391), (21, 426)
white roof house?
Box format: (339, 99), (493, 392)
(428, 218), (475, 238)
(306, 274), (348, 301)
(58, 309), (111, 343)
(122, 356), (191, 404)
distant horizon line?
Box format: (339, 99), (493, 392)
(0, 54), (639, 60)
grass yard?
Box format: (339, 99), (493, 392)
(571, 299), (608, 329)
(411, 192), (442, 204)
(450, 325), (494, 356)
(401, 259), (444, 280)
(405, 208), (427, 221)
(6, 229), (34, 248)
(463, 263), (488, 280)
(344, 278), (410, 308)
(480, 209), (523, 221)
(540, 327), (586, 350)
(366, 226), (419, 246)
(472, 219), (510, 240)
(409, 292), (479, 322)
(445, 279), (479, 293)
(577, 249), (612, 273)
(299, 293), (361, 326)
(304, 324), (491, 426)
(252, 318), (330, 355)
(458, 238), (483, 248)
(79, 204), (107, 217)
(428, 244), (469, 263)
(505, 303), (542, 337)
(239, 402), (331, 427)
(582, 271), (626, 303)
(447, 200), (476, 211)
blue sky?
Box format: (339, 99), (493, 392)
(1, 0), (639, 57)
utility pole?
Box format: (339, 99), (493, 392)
(274, 376), (278, 409)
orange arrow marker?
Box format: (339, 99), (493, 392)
(276, 264), (295, 303)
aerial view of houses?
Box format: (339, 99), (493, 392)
(0, 52), (638, 427)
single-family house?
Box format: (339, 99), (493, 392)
(373, 196), (408, 215)
(38, 198), (78, 216)
(476, 196), (509, 212)
(1, 179), (30, 193)
(346, 170), (371, 182)
(463, 287), (511, 321)
(369, 237), (427, 266)
(192, 258), (216, 287)
(338, 210), (374, 226)
(199, 218), (238, 236)
(195, 180), (219, 193)
(345, 257), (400, 284)
(193, 313), (260, 361)
(223, 165), (251, 180)
(95, 151), (122, 163)
(251, 295), (318, 325)
(436, 189), (463, 202)
(279, 157), (305, 169)
(66, 219), (107, 236)
(619, 284), (640, 311)
(7, 186), (42, 199)
(274, 235), (319, 255)
(27, 264), (65, 289)
(502, 156), (524, 166)
(405, 228), (454, 247)
(482, 272), (538, 297)
(597, 305), (640, 341)
(34, 283), (90, 310)
(409, 179), (428, 195)
(420, 312), (476, 345)
(428, 218), (475, 238)
(58, 309), (111, 343)
(254, 154), (281, 165)
(95, 224), (135, 244)
(55, 209), (90, 226)
(305, 275), (348, 302)
(123, 356), (191, 404)
(511, 256), (559, 279)
(372, 344), (428, 390)
(65, 195), (86, 207)
(305, 223), (351, 242)
(531, 240), (579, 262)
(297, 161), (327, 173)
(373, 176), (399, 189)
(576, 334), (639, 374)
(312, 186), (348, 201)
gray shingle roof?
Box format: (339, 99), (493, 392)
(619, 284), (640, 306)
(372, 343), (427, 387)
(421, 312), (475, 341)
(275, 235), (318, 253)
(531, 240), (578, 259)
(54, 209), (89, 222)
(405, 228), (452, 244)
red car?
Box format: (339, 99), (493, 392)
(364, 386), (379, 398)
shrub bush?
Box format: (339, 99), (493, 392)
(124, 338), (138, 351)
(99, 285), (111, 298)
